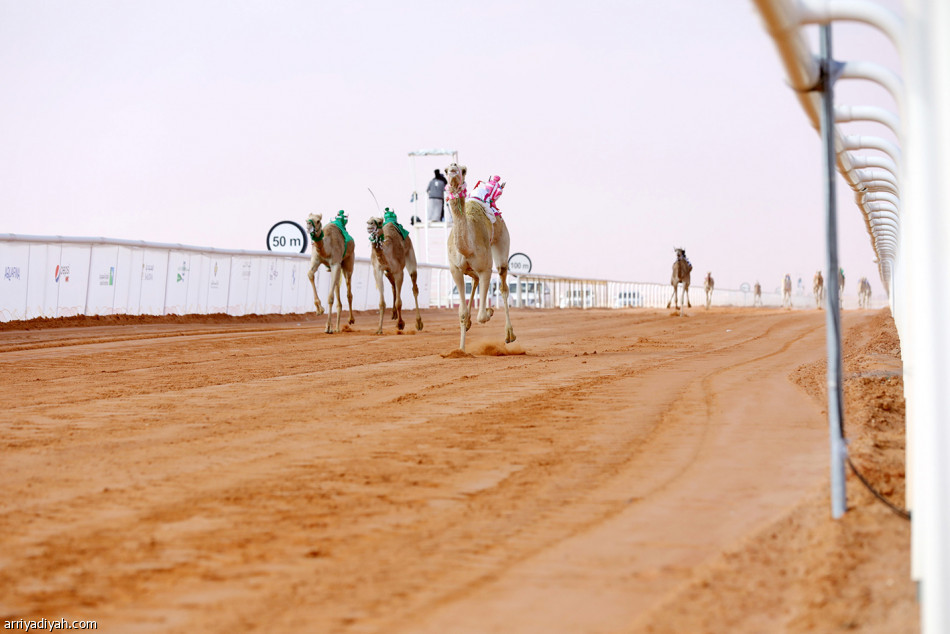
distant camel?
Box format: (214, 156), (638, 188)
(858, 277), (872, 308)
(782, 274), (793, 309)
(704, 272), (714, 310)
(839, 268), (846, 308)
(306, 212), (355, 334)
(813, 271), (824, 309)
(753, 281), (762, 307)
(666, 248), (692, 311)
(366, 211), (424, 334)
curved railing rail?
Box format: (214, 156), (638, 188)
(753, 1), (949, 631)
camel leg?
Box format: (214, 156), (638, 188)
(498, 266), (515, 344)
(450, 265), (469, 351)
(373, 262), (386, 335)
(476, 269), (494, 324)
(389, 270), (398, 320)
(410, 271), (423, 331)
(667, 284), (678, 309)
(393, 268), (405, 331)
(307, 261), (325, 316)
(386, 271), (397, 320)
(684, 285), (691, 308)
(344, 265), (355, 325)
(405, 249), (423, 331)
(335, 274), (345, 333)
(325, 263), (342, 334)
(467, 275), (479, 322)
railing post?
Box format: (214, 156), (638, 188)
(819, 23), (848, 519)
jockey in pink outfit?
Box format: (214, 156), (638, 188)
(470, 175), (505, 218)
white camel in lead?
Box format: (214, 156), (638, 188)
(443, 163), (515, 352)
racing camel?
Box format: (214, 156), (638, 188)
(858, 277), (872, 308)
(443, 163), (515, 352)
(704, 272), (714, 309)
(782, 274), (793, 309)
(813, 270), (824, 309)
(366, 210), (424, 334)
(666, 248), (692, 312)
(306, 212), (355, 334)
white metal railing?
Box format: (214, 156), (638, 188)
(753, 1), (949, 631)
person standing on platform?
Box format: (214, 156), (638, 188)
(426, 169), (447, 222)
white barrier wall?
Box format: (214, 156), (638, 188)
(0, 235), (436, 322)
(1, 234), (885, 322)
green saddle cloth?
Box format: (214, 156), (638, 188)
(329, 218), (354, 257)
(383, 211), (409, 240)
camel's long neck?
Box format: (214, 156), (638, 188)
(313, 233), (330, 259)
(446, 184), (475, 255)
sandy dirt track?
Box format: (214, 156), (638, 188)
(0, 307), (913, 632)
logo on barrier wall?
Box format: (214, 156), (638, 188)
(176, 260), (189, 283)
(210, 262), (221, 290)
(143, 263), (154, 281)
(4, 266), (20, 281)
(54, 264), (70, 283)
(99, 266), (115, 287)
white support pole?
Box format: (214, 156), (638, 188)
(819, 23), (849, 520)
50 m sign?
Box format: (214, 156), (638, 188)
(267, 221), (308, 254)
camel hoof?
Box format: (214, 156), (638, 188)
(506, 330), (516, 344)
(374, 329), (383, 335)
(315, 306), (325, 316)
(349, 317), (355, 325)
(416, 318), (424, 331)
(397, 319), (405, 331)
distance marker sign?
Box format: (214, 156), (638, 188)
(508, 252), (532, 275)
(267, 221), (308, 254)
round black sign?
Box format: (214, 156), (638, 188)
(267, 221), (308, 254)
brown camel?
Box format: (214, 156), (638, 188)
(753, 281), (762, 306)
(306, 212), (355, 334)
(366, 211), (423, 334)
(443, 163), (515, 352)
(858, 276), (872, 308)
(782, 274), (792, 309)
(704, 272), (714, 309)
(666, 248), (692, 311)
(813, 270), (824, 309)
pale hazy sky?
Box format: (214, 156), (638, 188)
(0, 0), (902, 296)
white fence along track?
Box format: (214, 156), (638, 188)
(753, 1), (949, 631)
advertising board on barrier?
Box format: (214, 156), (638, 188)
(0, 243), (29, 321)
(0, 235), (449, 322)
